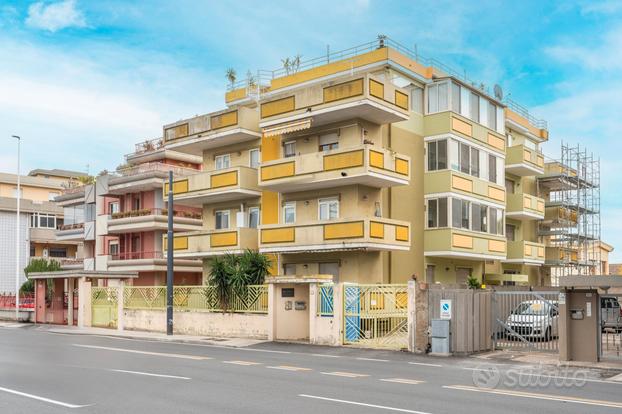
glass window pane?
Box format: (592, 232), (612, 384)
(438, 198), (448, 227)
(284, 203), (295, 224)
(428, 199), (438, 228)
(451, 82), (460, 113)
(460, 143), (470, 174)
(489, 208), (497, 235)
(480, 205), (488, 233)
(462, 200), (470, 229)
(449, 139), (460, 171)
(427, 141), (437, 171)
(470, 93), (479, 122)
(249, 208), (259, 228)
(329, 201), (338, 219)
(497, 209), (504, 235)
(250, 150), (260, 168)
(472, 203), (481, 232)
(411, 87), (423, 113)
(438, 140), (447, 169)
(438, 83), (448, 111)
(470, 148), (479, 177)
(452, 198), (462, 228)
(488, 154), (497, 183)
(488, 103), (497, 131)
(428, 84), (438, 113)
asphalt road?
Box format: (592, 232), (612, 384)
(1, 325), (622, 413)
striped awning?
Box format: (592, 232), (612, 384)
(262, 118), (312, 137)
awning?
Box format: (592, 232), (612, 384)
(262, 118), (312, 137)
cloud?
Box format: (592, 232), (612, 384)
(25, 0), (87, 32)
(545, 26), (622, 71)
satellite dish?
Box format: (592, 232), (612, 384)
(494, 84), (503, 101)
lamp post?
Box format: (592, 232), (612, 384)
(10, 135), (21, 321)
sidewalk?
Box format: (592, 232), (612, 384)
(44, 325), (268, 348)
(474, 349), (622, 371)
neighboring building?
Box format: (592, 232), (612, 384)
(611, 263), (622, 276)
(0, 170), (84, 293)
(53, 140), (204, 286)
(581, 241), (613, 275)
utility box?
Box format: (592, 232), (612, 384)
(431, 319), (450, 355)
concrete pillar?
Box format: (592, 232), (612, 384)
(413, 281), (429, 354)
(267, 283), (276, 341)
(407, 280), (415, 352)
(333, 283), (343, 346)
(559, 288), (570, 361)
(309, 283), (318, 343)
(35, 280), (46, 324)
(77, 277), (92, 328)
(117, 281), (125, 331)
(67, 278), (74, 326)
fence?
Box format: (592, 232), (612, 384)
(428, 288), (492, 354)
(0, 293), (35, 309)
(317, 284), (334, 317)
(123, 285), (268, 314)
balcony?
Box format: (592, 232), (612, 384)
(102, 162), (199, 195)
(107, 251), (202, 273)
(259, 74), (409, 130)
(259, 145), (410, 192)
(57, 257), (85, 270)
(504, 240), (545, 265)
(107, 208), (202, 234)
(506, 192), (545, 220)
(258, 217), (410, 253)
(164, 228), (259, 259)
(163, 107), (261, 156)
(125, 137), (203, 166)
(424, 228), (506, 260)
(166, 167), (261, 206)
(424, 111), (506, 153)
(55, 223), (85, 241)
(424, 170), (506, 205)
(545, 247), (578, 266)
(505, 145), (544, 176)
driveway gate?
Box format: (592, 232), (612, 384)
(343, 284), (408, 350)
(91, 287), (118, 328)
(492, 290), (560, 352)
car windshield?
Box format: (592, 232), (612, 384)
(513, 302), (548, 316)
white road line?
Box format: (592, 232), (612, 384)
(267, 365), (311, 371)
(0, 386), (92, 409)
(223, 360), (262, 366)
(357, 357), (389, 362)
(321, 371), (370, 378)
(408, 361), (443, 368)
(443, 385), (622, 409)
(380, 378), (425, 385)
(299, 394), (433, 413)
(109, 369), (190, 380)
(72, 344), (211, 360)
(312, 353), (341, 358)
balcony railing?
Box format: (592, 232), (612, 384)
(165, 228), (259, 258)
(110, 208), (201, 220)
(131, 137), (164, 155)
(111, 251), (164, 261)
(424, 228), (506, 259)
(506, 192), (545, 220)
(113, 162), (198, 178)
(506, 240), (545, 263)
(57, 222), (84, 231)
(505, 145), (545, 176)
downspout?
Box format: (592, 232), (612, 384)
(388, 124), (392, 284)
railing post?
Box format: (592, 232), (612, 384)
(333, 283), (343, 346)
(117, 281), (124, 332)
(309, 283), (318, 344)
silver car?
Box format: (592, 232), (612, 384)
(506, 300), (559, 341)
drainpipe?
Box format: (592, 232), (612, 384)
(388, 124), (392, 284)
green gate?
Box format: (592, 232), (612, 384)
(91, 287), (118, 328)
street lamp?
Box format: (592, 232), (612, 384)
(10, 135), (21, 322)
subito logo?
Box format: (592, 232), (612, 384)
(472, 365), (501, 389)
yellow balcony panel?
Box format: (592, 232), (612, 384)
(107, 209), (202, 234)
(424, 111), (506, 154)
(259, 74), (409, 129)
(543, 205), (578, 225)
(259, 145), (410, 192)
(545, 246), (579, 266)
(163, 106), (260, 156)
(166, 166), (261, 206)
(164, 228), (259, 259)
(504, 107), (548, 143)
(503, 240), (546, 265)
(505, 145), (545, 176)
(506, 192), (545, 221)
(258, 218), (410, 253)
(424, 170), (506, 206)
(424, 228), (506, 260)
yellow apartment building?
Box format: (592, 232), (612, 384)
(160, 38), (572, 287)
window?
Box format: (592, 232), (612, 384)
(283, 141), (296, 158)
(489, 208), (504, 235)
(472, 204), (488, 233)
(427, 140), (447, 171)
(283, 263), (296, 275)
(451, 82), (461, 113)
(506, 224), (516, 241)
(248, 207), (260, 229)
(109, 202), (119, 215)
(283, 202), (296, 224)
(460, 143), (470, 174)
(488, 103), (497, 131)
(505, 179), (515, 194)
(319, 133), (339, 152)
(488, 154), (497, 183)
(49, 247), (67, 258)
(318, 198), (339, 220)
(427, 82), (449, 114)
(29, 213), (56, 229)
(133, 197), (141, 211)
(452, 198), (470, 229)
(249, 149), (260, 168)
(109, 241), (119, 256)
(30, 245), (35, 257)
(48, 192), (59, 201)
(411, 86), (423, 113)
(215, 154), (231, 170)
(470, 93), (479, 122)
(427, 198), (448, 228)
(215, 210), (230, 229)
(470, 147), (480, 178)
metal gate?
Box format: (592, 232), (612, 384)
(91, 287), (118, 328)
(600, 295), (622, 361)
(492, 290), (560, 352)
(343, 284), (408, 350)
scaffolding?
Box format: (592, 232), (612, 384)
(537, 142), (601, 286)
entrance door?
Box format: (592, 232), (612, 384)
(426, 265), (435, 284)
(319, 262), (339, 283)
(275, 284), (309, 341)
(456, 267), (471, 286)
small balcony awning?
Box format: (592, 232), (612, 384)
(262, 118), (312, 137)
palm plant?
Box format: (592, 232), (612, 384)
(208, 255), (233, 310)
(239, 249), (271, 285)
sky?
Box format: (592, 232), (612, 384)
(0, 0), (620, 261)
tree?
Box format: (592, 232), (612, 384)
(23, 259), (61, 299)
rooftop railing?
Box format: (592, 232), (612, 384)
(504, 98), (548, 130)
(127, 137), (164, 157)
(113, 162), (198, 178)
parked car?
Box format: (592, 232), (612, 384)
(601, 296), (622, 332)
(505, 300), (559, 341)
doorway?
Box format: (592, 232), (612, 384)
(456, 267), (472, 286)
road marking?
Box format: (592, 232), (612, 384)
(267, 365), (312, 372)
(463, 367), (622, 385)
(443, 385), (622, 409)
(0, 386), (92, 409)
(380, 378), (425, 385)
(223, 360), (262, 366)
(72, 344), (211, 360)
(321, 371), (370, 378)
(312, 353), (341, 358)
(408, 361), (443, 368)
(357, 357), (389, 362)
(299, 394), (433, 413)
(109, 369), (190, 380)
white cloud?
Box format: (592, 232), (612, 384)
(545, 26), (622, 71)
(26, 0), (87, 32)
